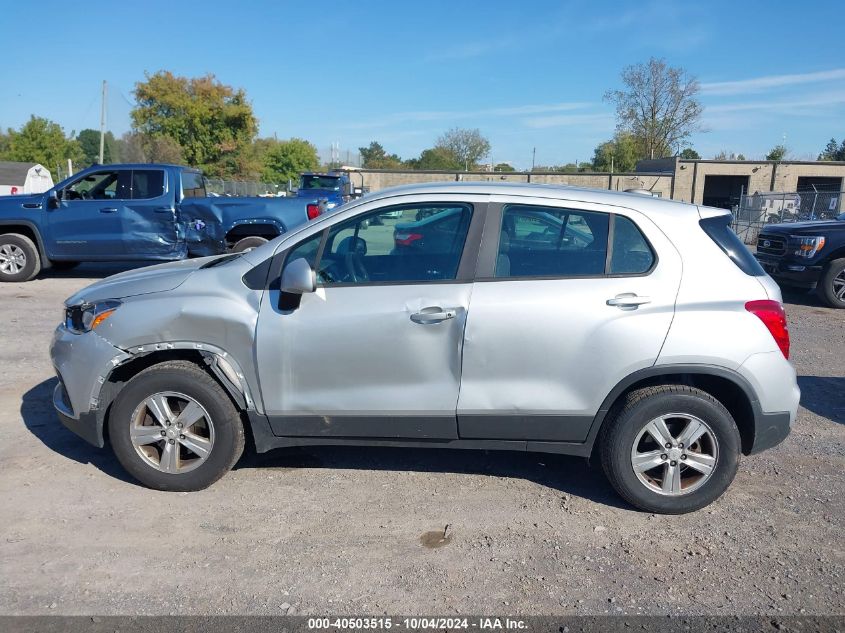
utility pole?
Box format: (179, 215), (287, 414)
(531, 147), (536, 171)
(98, 80), (108, 164)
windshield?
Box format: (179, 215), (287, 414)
(300, 175), (341, 191)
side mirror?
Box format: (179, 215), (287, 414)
(280, 257), (316, 294)
(47, 190), (60, 209)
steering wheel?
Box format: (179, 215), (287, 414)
(337, 236), (369, 283)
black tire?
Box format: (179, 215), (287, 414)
(231, 236), (269, 253)
(0, 233), (41, 282)
(818, 258), (845, 309)
(599, 385), (741, 514)
(50, 260), (80, 271)
(108, 360), (245, 491)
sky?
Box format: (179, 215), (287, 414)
(1, 0), (844, 170)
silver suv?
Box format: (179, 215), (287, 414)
(50, 183), (800, 514)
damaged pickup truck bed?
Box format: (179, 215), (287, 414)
(0, 163), (326, 282)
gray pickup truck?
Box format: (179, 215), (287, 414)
(0, 163), (326, 282)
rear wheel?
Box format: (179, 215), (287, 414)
(108, 361), (244, 491)
(818, 258), (845, 309)
(231, 236), (269, 253)
(600, 385), (741, 514)
(0, 233), (40, 282)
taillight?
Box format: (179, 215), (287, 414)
(745, 300), (790, 359)
(395, 232), (423, 246)
(306, 203), (321, 220)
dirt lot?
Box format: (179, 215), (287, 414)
(0, 264), (843, 616)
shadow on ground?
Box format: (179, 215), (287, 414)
(782, 289), (827, 309)
(41, 262), (147, 281)
(798, 375), (845, 425)
(22, 378), (628, 509)
(20, 378), (135, 484)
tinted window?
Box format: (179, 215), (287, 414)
(316, 204), (472, 284)
(610, 215), (655, 274)
(285, 232), (323, 272)
(497, 205), (609, 277)
(131, 170), (165, 199)
(182, 171), (206, 198)
(700, 214), (765, 276)
(63, 170), (130, 200)
(301, 175), (341, 190)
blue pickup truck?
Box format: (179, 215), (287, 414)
(0, 163), (326, 282)
(296, 171), (364, 209)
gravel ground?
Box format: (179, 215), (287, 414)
(0, 264), (842, 616)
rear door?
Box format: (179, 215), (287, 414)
(457, 196), (681, 442)
(47, 169), (130, 258)
(122, 168), (181, 257)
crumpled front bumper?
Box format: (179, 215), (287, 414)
(49, 325), (129, 447)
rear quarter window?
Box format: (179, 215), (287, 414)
(699, 214), (765, 276)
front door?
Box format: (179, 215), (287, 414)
(457, 198), (682, 442)
(254, 199), (484, 439)
(47, 169), (131, 259)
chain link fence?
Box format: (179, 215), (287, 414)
(731, 189), (844, 244)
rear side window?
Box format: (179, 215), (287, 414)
(497, 205), (609, 277)
(610, 215), (655, 274)
(700, 214), (765, 276)
(181, 171), (206, 198)
(131, 170), (165, 199)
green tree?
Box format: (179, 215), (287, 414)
(818, 138), (845, 161)
(131, 71), (258, 177)
(605, 57), (703, 160)
(359, 141), (403, 169)
(766, 145), (788, 161)
(435, 128), (491, 169)
(679, 148), (700, 159)
(77, 129), (116, 166)
(414, 146), (463, 170)
(592, 133), (641, 172)
(493, 162), (516, 172)
(3, 116), (83, 170)
(262, 138), (319, 183)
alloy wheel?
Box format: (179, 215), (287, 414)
(130, 392), (215, 474)
(0, 244), (26, 275)
(630, 413), (719, 496)
(833, 269), (845, 301)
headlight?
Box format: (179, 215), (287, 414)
(790, 236), (825, 258)
(65, 300), (121, 333)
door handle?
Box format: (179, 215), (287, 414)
(410, 307), (457, 325)
(99, 207), (117, 214)
(607, 293), (652, 308)
(154, 207), (175, 214)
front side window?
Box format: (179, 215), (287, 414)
(283, 204), (472, 285)
(131, 170), (165, 199)
(497, 205), (609, 277)
(63, 170), (129, 201)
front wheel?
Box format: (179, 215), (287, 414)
(600, 385), (741, 514)
(108, 361), (244, 491)
(818, 258), (845, 309)
(0, 233), (41, 282)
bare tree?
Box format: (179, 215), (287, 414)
(605, 58), (703, 160)
(435, 128), (491, 170)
